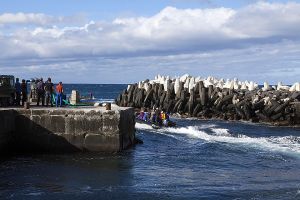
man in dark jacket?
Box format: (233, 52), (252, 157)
(36, 78), (45, 106)
(15, 78), (21, 106)
(44, 77), (54, 107)
(21, 79), (27, 106)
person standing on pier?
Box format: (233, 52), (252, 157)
(36, 78), (45, 106)
(20, 79), (27, 106)
(15, 78), (21, 106)
(56, 82), (63, 107)
(44, 77), (54, 107)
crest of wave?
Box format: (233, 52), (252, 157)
(160, 126), (300, 156)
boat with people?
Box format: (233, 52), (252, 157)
(136, 108), (176, 129)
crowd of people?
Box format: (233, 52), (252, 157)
(14, 77), (64, 107)
(137, 108), (170, 126)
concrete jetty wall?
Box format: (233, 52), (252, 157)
(0, 106), (136, 153)
(0, 110), (14, 151)
(116, 75), (300, 126)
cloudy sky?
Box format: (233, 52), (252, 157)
(0, 0), (300, 84)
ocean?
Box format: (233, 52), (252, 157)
(1, 84), (300, 200)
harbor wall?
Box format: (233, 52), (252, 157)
(116, 78), (300, 126)
(0, 106), (136, 153)
(0, 109), (14, 152)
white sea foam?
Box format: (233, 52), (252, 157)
(211, 128), (231, 136)
(135, 122), (153, 130)
(93, 98), (115, 103)
(135, 122), (182, 140)
(199, 124), (217, 129)
(99, 98), (115, 102)
(136, 123), (300, 156)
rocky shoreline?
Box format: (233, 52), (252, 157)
(116, 75), (300, 126)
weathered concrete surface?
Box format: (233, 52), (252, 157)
(0, 109), (14, 151)
(0, 105), (136, 153)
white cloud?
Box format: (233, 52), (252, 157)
(227, 2), (300, 38)
(113, 6), (236, 40)
(0, 2), (300, 83)
(0, 12), (86, 26)
(0, 13), (52, 25)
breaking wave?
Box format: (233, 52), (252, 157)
(136, 122), (300, 156)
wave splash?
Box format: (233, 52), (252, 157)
(136, 122), (300, 156)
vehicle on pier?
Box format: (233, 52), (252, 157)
(0, 75), (15, 106)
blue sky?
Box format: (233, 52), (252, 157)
(0, 0), (292, 18)
(0, 0), (300, 84)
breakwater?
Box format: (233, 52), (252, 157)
(116, 75), (300, 126)
(0, 106), (136, 153)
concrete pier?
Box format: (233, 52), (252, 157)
(0, 105), (136, 153)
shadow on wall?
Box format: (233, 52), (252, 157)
(10, 113), (80, 154)
(0, 110), (15, 153)
(0, 108), (138, 155)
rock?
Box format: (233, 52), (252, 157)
(235, 106), (246, 119)
(262, 82), (272, 91)
(192, 104), (202, 117)
(277, 82), (290, 91)
(252, 99), (265, 111)
(199, 81), (207, 106)
(94, 102), (101, 107)
(291, 92), (300, 100)
(116, 75), (300, 126)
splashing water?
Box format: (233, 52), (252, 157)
(136, 122), (300, 157)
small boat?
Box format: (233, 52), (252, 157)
(136, 118), (176, 129)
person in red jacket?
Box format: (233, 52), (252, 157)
(55, 82), (63, 107)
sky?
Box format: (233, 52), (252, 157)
(0, 0), (300, 84)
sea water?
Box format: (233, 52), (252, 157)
(0, 84), (300, 200)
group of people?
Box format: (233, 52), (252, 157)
(14, 77), (64, 107)
(14, 78), (27, 106)
(137, 108), (170, 126)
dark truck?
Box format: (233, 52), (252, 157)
(0, 75), (15, 106)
